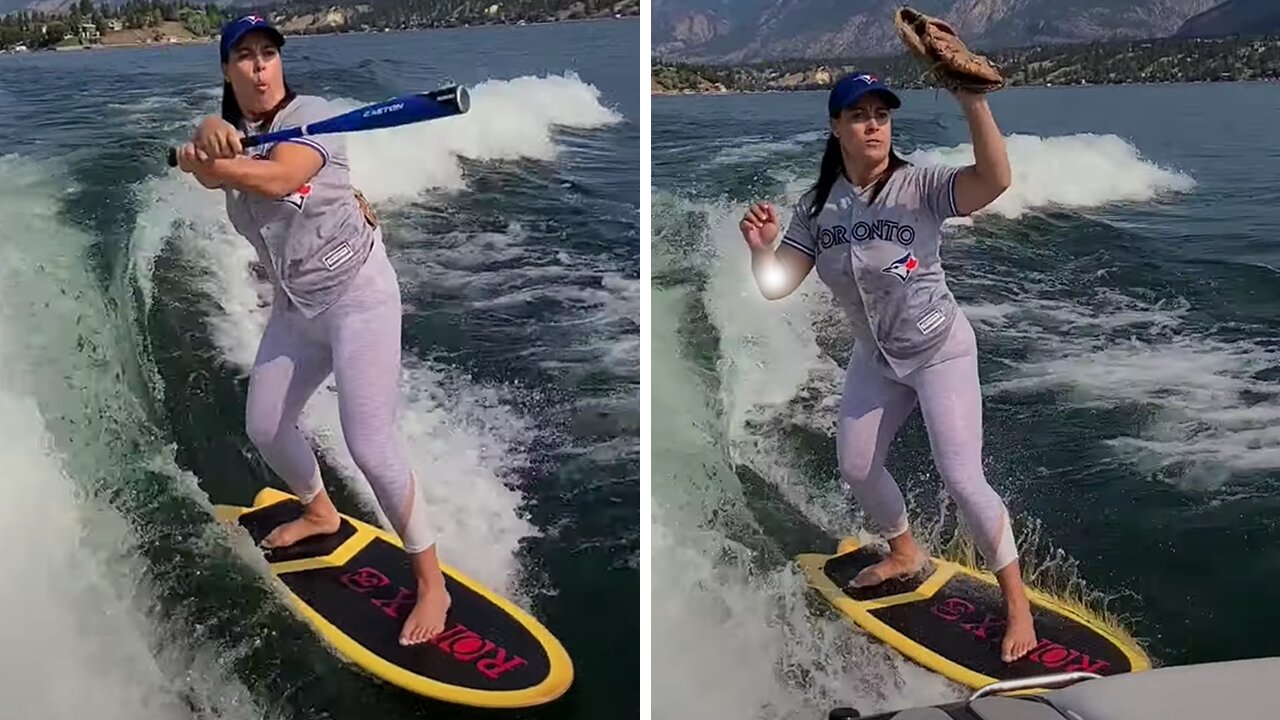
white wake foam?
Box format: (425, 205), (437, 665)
(0, 154), (267, 719)
(343, 72), (625, 202)
(712, 129), (828, 166)
(691, 196), (855, 530)
(908, 132), (1196, 219)
(395, 221), (640, 376)
(976, 290), (1280, 489)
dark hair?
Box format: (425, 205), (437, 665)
(807, 135), (909, 217)
(221, 79), (296, 127)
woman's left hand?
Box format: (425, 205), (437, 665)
(175, 142), (212, 174)
(193, 116), (244, 160)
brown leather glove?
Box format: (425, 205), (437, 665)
(894, 6), (1005, 93)
(354, 188), (378, 229)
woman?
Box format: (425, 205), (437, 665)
(739, 72), (1036, 663)
(173, 15), (449, 646)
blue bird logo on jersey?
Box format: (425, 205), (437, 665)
(882, 250), (919, 283)
(278, 183), (312, 211)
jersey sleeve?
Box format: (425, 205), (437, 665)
(914, 163), (964, 221)
(273, 95), (343, 169)
(778, 194), (817, 259)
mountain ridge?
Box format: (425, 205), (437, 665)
(654, 0), (1228, 63)
(1175, 0), (1280, 37)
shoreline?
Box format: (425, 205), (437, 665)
(277, 13), (636, 41)
(2, 13), (637, 55)
(652, 76), (1280, 96)
(653, 33), (1280, 97)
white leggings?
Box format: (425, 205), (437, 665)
(837, 313), (1017, 572)
(244, 237), (433, 553)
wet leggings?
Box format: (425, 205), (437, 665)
(244, 239), (433, 553)
(837, 313), (1017, 572)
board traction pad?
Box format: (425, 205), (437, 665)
(238, 498), (358, 562)
(233, 497), (554, 696)
(822, 545), (1133, 680)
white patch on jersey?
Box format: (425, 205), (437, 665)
(321, 242), (354, 271)
(917, 307), (946, 336)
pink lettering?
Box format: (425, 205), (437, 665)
(435, 630), (497, 661)
(1064, 656), (1112, 674)
(932, 597), (976, 622)
(928, 596), (1114, 675)
(340, 567), (390, 593)
(436, 629), (481, 652)
(451, 638), (496, 661)
(430, 624), (469, 644)
(371, 587), (415, 619)
(1028, 640), (1062, 663)
(336, 606), (530, 683)
(450, 636), (487, 656)
(960, 614), (1005, 640)
(477, 649), (528, 680)
(1025, 639), (1055, 661)
(1040, 647), (1078, 669)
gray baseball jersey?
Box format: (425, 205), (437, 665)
(224, 94), (377, 319)
(781, 162), (964, 377)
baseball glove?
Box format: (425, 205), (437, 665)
(894, 6), (1005, 92)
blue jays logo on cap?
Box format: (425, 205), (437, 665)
(220, 13), (285, 63)
(828, 71), (901, 117)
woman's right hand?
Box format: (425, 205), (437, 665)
(193, 116), (243, 160)
(740, 201), (780, 252)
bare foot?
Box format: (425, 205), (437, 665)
(993, 557), (1037, 663)
(1002, 598), (1037, 663)
(399, 544), (452, 646)
(400, 584), (451, 646)
(853, 548), (929, 587)
(261, 497), (341, 549)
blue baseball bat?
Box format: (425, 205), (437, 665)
(167, 85), (470, 167)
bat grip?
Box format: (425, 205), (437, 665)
(166, 134), (260, 168)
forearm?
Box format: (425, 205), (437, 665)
(191, 168), (223, 190)
(751, 245), (782, 290)
(960, 95), (1011, 188)
(750, 244), (806, 300)
(202, 156), (300, 198)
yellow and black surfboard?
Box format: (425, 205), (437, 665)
(796, 537), (1151, 692)
(213, 487), (574, 709)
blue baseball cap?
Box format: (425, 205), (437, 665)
(828, 72), (901, 117)
(219, 14), (285, 63)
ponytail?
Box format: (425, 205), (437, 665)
(220, 81), (242, 126)
(807, 135), (845, 218)
(807, 137), (910, 217)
